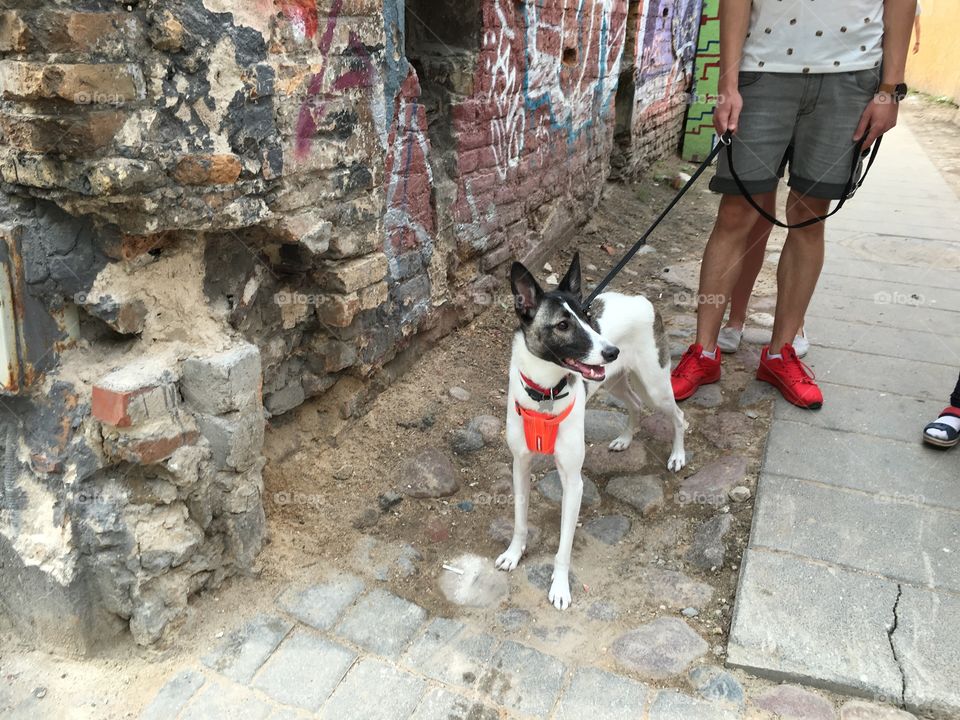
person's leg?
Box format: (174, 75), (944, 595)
(769, 190), (831, 352)
(923, 371), (960, 448)
(695, 193), (775, 352)
(725, 193), (776, 331)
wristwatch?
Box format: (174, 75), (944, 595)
(877, 82), (908, 102)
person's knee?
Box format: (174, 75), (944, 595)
(714, 194), (770, 235)
(785, 193), (831, 230)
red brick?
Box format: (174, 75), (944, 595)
(172, 154), (242, 185)
(92, 384), (145, 427)
(104, 429), (198, 465)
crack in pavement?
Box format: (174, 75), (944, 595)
(886, 583), (906, 709)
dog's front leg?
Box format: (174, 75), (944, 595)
(550, 447), (585, 610)
(495, 452), (532, 571)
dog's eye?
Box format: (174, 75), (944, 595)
(556, 320), (569, 331)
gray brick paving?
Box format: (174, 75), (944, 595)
(554, 667), (649, 720)
(774, 381), (932, 442)
(894, 585), (960, 716)
(201, 614), (293, 683)
(251, 629), (356, 710)
(141, 669), (205, 720)
(764, 422), (960, 510)
(401, 617), (499, 690)
(648, 690), (739, 720)
(803, 346), (956, 400)
(752, 475), (960, 592)
(728, 549), (903, 700)
(335, 588), (427, 658)
(277, 574), (365, 630)
(479, 640), (566, 717)
(319, 658), (425, 720)
(408, 688), (499, 720)
(179, 680), (274, 720)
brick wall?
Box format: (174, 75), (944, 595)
(0, 0), (699, 650)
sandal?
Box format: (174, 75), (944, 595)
(923, 407), (960, 448)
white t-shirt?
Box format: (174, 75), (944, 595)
(741, 0), (884, 74)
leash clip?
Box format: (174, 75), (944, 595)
(719, 131), (733, 146)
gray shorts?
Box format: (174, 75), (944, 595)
(710, 68), (880, 199)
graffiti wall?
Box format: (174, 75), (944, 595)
(682, 0), (718, 161)
(616, 0), (702, 175)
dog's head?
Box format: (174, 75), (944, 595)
(510, 253), (619, 381)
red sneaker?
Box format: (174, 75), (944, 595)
(671, 343), (722, 401)
(757, 344), (824, 409)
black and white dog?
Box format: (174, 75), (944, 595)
(496, 253), (686, 609)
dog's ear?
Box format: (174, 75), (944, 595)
(558, 252), (582, 299)
(510, 262), (542, 322)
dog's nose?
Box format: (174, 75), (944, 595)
(602, 346), (620, 363)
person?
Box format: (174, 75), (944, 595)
(671, 0), (915, 409)
(923, 373), (960, 448)
(913, 1), (921, 54)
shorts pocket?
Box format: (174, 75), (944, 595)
(853, 67), (881, 93)
(738, 71), (763, 88)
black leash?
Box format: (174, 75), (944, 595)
(583, 138), (727, 308)
(726, 132), (882, 229)
(583, 130), (882, 309)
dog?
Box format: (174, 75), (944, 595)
(495, 252), (686, 609)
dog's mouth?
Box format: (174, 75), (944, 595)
(563, 358), (606, 381)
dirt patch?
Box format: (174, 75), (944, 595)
(900, 94), (960, 199)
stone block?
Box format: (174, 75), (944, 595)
(180, 344), (262, 414)
(201, 614), (293, 683)
(334, 588), (427, 658)
(0, 61), (144, 102)
(317, 254), (388, 293)
(195, 408), (264, 471)
(277, 574), (365, 630)
(252, 629), (356, 710)
(319, 659), (425, 720)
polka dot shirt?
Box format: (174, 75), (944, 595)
(741, 0), (885, 74)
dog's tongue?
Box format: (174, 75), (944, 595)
(564, 359), (606, 381)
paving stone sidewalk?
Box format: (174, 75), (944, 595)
(728, 119), (960, 718)
(141, 569), (910, 720)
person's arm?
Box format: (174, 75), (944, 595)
(853, 0), (917, 148)
(714, 0), (752, 135)
(913, 15), (921, 54)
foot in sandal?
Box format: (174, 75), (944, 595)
(923, 407), (960, 448)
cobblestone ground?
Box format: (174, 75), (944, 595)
(137, 569), (917, 720)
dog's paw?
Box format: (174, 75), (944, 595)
(667, 451), (686, 472)
(548, 574), (572, 610)
(495, 546), (523, 571)
(608, 433), (632, 452)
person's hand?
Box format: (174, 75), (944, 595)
(714, 86), (743, 137)
(913, 40), (920, 54)
(853, 96), (899, 150)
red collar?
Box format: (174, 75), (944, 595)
(518, 370), (570, 403)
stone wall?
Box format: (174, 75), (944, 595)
(0, 0), (700, 651)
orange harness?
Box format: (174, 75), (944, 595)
(515, 398), (575, 455)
